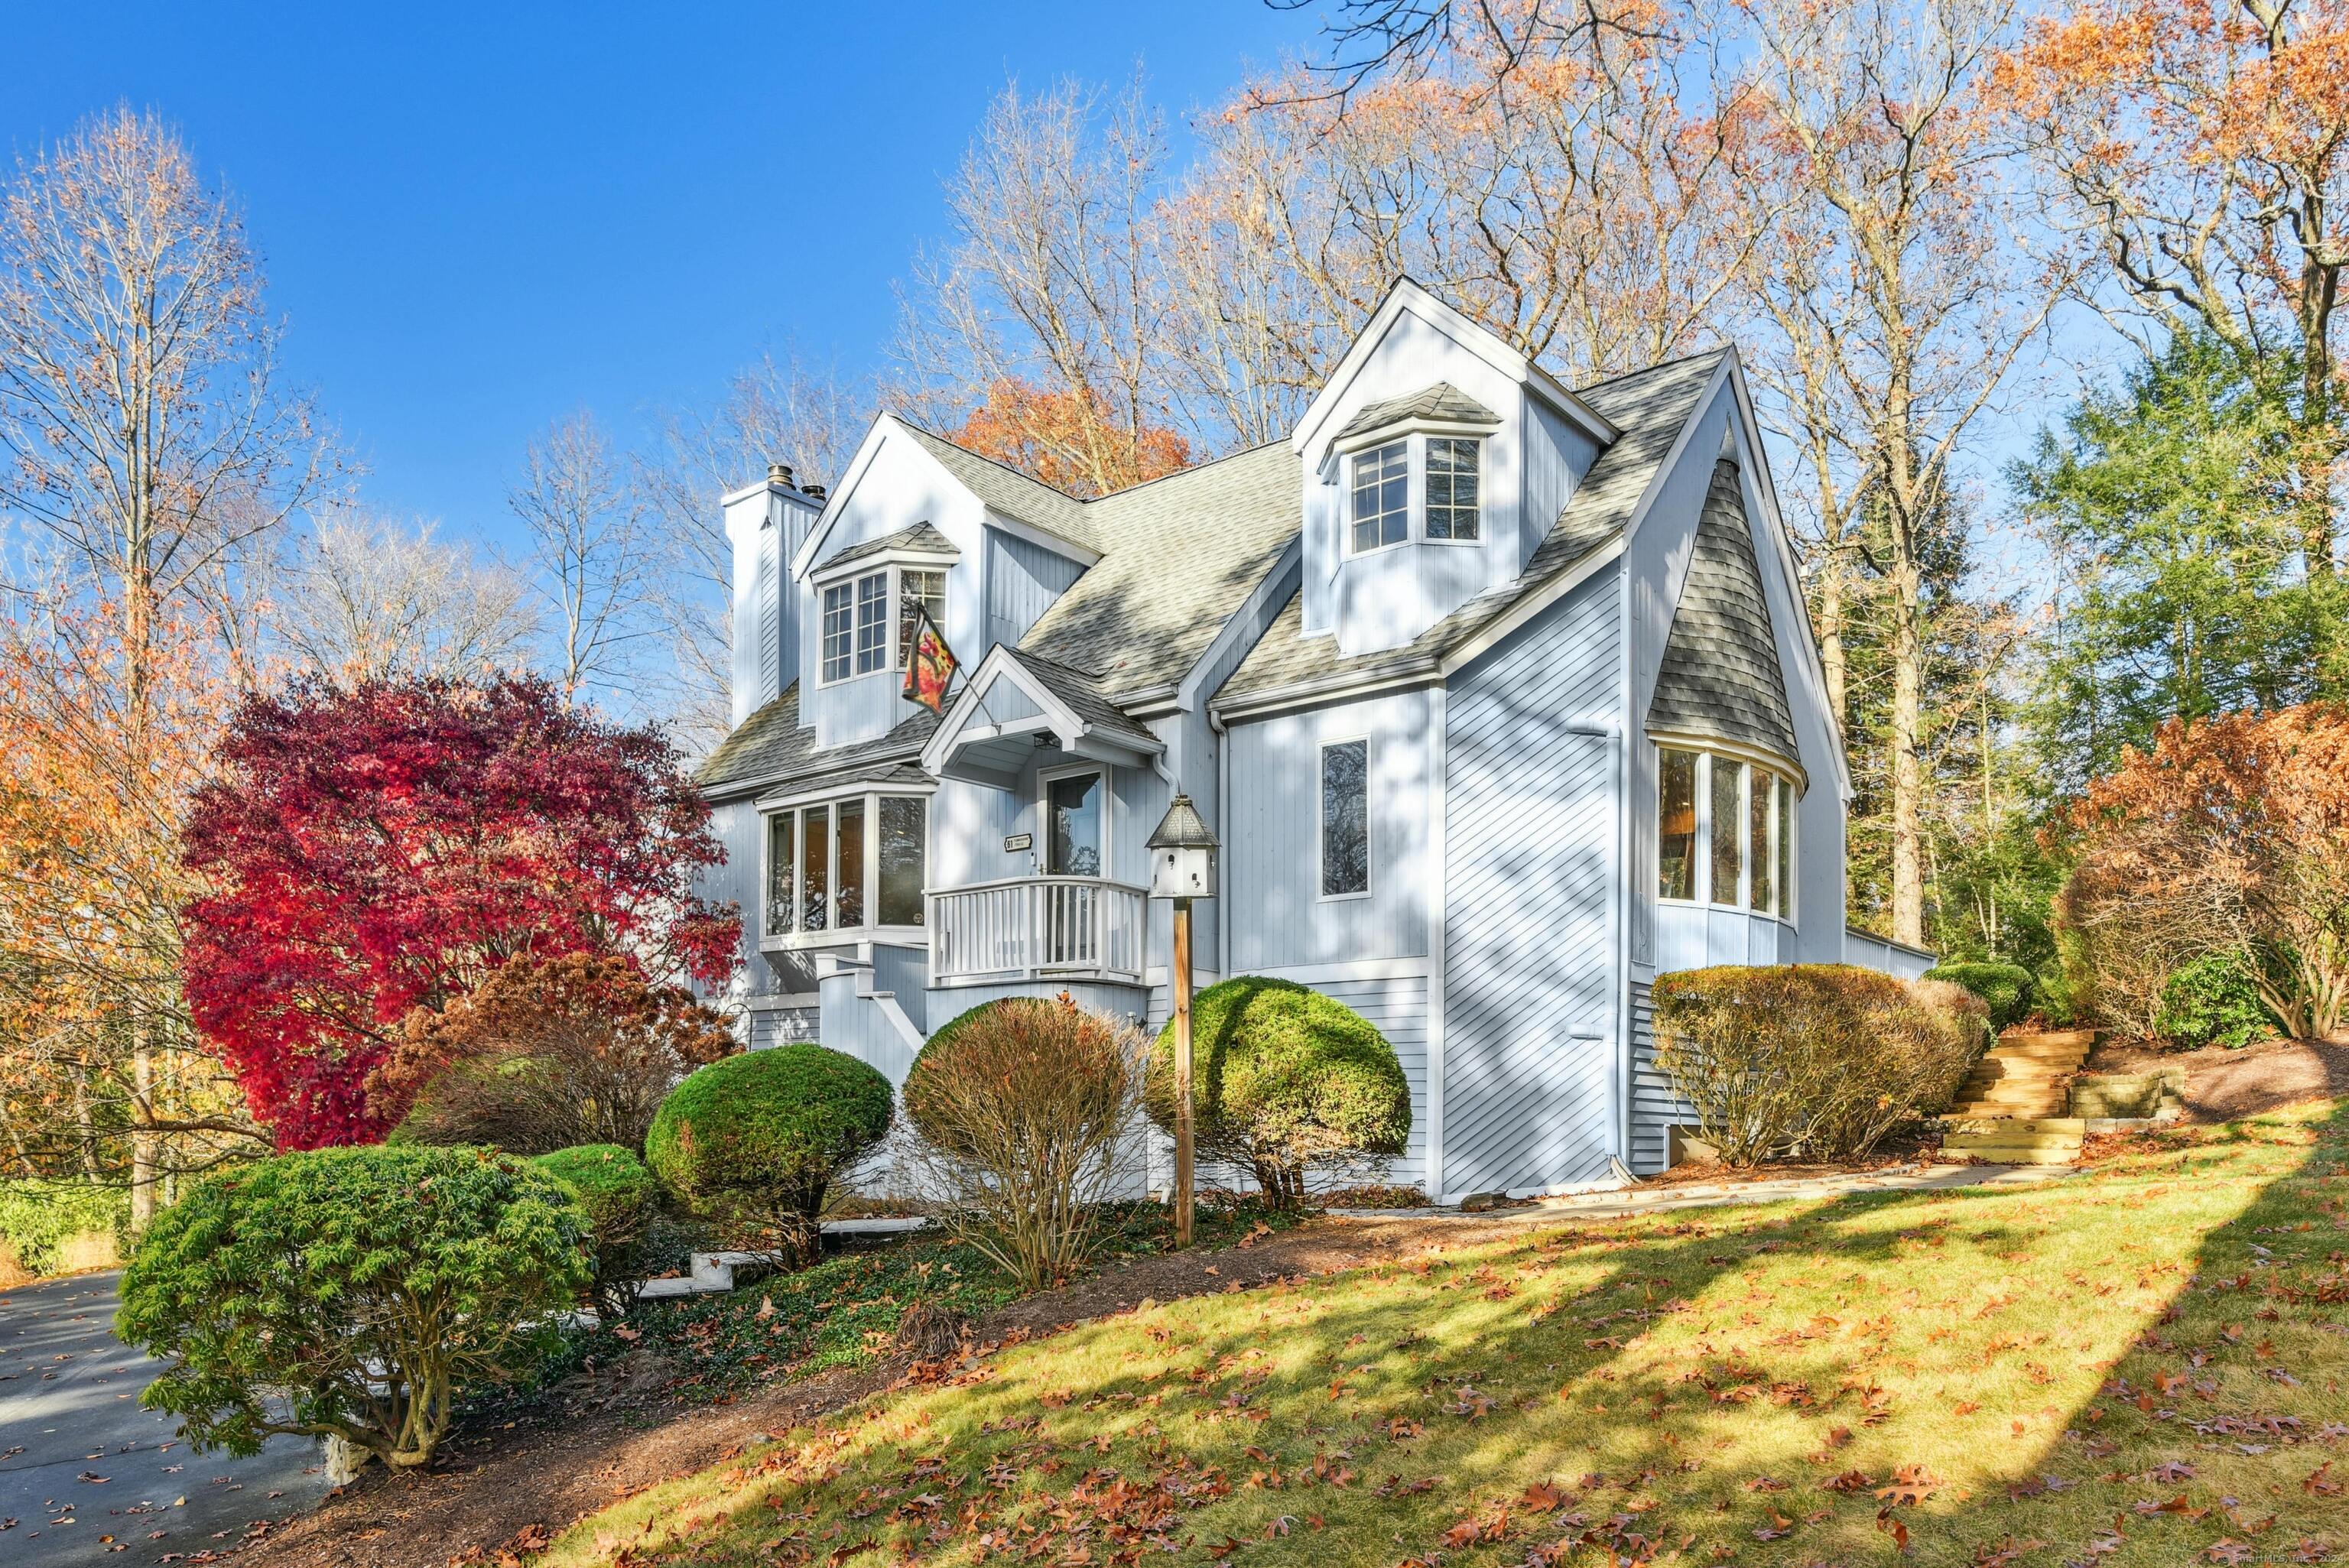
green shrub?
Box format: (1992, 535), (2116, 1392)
(534, 1144), (661, 1316)
(1922, 961), (2035, 1032)
(905, 997), (1144, 1290)
(2158, 952), (2277, 1049)
(1652, 965), (1984, 1167)
(645, 1045), (893, 1264)
(115, 1144), (588, 1471)
(0, 1180), (129, 1279)
(1143, 976), (1410, 1209)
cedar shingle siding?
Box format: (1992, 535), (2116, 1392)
(1645, 457), (1800, 766)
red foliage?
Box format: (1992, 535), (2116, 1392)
(181, 676), (739, 1148)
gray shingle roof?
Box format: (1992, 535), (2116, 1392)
(1216, 349), (1728, 706)
(1646, 457), (1800, 765)
(1017, 440), (1300, 696)
(817, 521), (957, 571)
(695, 680), (940, 797)
(898, 424), (1102, 554)
(999, 648), (1160, 749)
(1334, 381), (1501, 443)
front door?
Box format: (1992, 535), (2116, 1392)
(1042, 771), (1103, 967)
(1045, 771), (1102, 876)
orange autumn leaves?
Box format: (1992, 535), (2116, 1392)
(950, 378), (1191, 499)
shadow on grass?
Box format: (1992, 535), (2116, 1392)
(531, 1109), (2349, 1566)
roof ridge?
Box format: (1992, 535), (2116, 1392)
(892, 415), (1092, 504)
(1085, 435), (1288, 504)
(1573, 344), (1731, 398)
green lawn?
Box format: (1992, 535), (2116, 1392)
(534, 1107), (2349, 1566)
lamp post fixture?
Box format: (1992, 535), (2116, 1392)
(1146, 791), (1217, 1248)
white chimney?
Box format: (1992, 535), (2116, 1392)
(723, 464), (823, 726)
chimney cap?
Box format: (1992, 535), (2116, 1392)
(767, 462), (794, 488)
(802, 482), (827, 501)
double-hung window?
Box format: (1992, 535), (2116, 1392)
(898, 569), (946, 665)
(1350, 441), (1409, 552)
(763, 792), (929, 940)
(1347, 435), (1481, 554)
(1654, 745), (1796, 919)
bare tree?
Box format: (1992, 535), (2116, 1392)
(510, 412), (655, 709)
(0, 107), (321, 1222)
(279, 505), (537, 686)
(1729, 0), (2076, 946)
(896, 76), (1194, 492)
(637, 352), (863, 747)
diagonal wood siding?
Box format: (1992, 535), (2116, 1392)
(1442, 573), (1620, 1196)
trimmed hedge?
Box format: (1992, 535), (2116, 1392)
(1143, 976), (1410, 1208)
(645, 1044), (893, 1262)
(534, 1144), (661, 1316)
(0, 1180), (128, 1280)
(1921, 961), (2035, 1033)
(1652, 965), (1984, 1166)
(115, 1144), (587, 1470)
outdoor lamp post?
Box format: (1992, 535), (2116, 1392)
(1146, 792), (1217, 1248)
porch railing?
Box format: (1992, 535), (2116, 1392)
(927, 875), (1149, 989)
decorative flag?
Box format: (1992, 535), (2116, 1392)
(901, 601), (960, 716)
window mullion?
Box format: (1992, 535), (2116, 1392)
(1694, 752), (1712, 904)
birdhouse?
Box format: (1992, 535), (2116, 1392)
(1145, 792), (1218, 901)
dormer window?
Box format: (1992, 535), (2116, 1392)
(813, 544), (955, 687)
(1344, 433), (1483, 555)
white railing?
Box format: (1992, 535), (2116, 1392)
(928, 875), (1149, 989)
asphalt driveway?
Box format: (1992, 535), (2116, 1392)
(0, 1271), (330, 1566)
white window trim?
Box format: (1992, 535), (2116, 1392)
(1316, 734), (1373, 903)
(812, 560), (954, 687)
(1652, 743), (1800, 927)
(759, 787), (932, 950)
(1036, 762), (1113, 881)
(1342, 432), (1485, 559)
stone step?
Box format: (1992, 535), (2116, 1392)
(1949, 1102), (2068, 1121)
(1948, 1117), (2086, 1134)
(1946, 1133), (2084, 1154)
(1946, 1144), (2081, 1166)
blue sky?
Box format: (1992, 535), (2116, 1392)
(3, 2), (1320, 548)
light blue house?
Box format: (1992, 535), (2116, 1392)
(694, 281), (1929, 1203)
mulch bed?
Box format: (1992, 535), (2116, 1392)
(234, 1213), (1519, 1568)
(2086, 1033), (2349, 1122)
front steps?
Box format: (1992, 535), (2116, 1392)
(1947, 1028), (2094, 1120)
(1942, 1029), (2099, 1165)
(1941, 1116), (2087, 1165)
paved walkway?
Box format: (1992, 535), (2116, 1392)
(0, 1271), (330, 1566)
(1356, 1161), (2072, 1225)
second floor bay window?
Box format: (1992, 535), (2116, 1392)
(1346, 434), (1483, 555)
(820, 563), (950, 684)
(1656, 745), (1795, 918)
(763, 790), (929, 940)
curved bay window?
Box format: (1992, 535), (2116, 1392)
(763, 790), (929, 941)
(1655, 745), (1795, 919)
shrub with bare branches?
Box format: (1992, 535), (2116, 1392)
(1652, 966), (1983, 1167)
(377, 953), (736, 1154)
(902, 996), (1144, 1291)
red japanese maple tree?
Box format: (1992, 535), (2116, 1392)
(181, 675), (739, 1148)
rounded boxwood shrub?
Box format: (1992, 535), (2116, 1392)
(645, 1044), (893, 1263)
(115, 1144), (588, 1471)
(904, 996), (1143, 1289)
(2157, 952), (2276, 1049)
(534, 1144), (661, 1316)
(1144, 976), (1410, 1209)
(1921, 961), (2035, 1033)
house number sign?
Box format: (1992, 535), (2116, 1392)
(1003, 833), (1033, 852)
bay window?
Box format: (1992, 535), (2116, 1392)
(1345, 434), (1482, 554)
(762, 790), (929, 940)
(818, 562), (952, 684)
(1654, 745), (1796, 919)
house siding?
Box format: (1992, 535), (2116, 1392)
(986, 528), (1088, 654)
(747, 1004), (820, 1050)
(1441, 571), (1620, 1198)
(1223, 688), (1437, 971)
(1626, 979), (1689, 1175)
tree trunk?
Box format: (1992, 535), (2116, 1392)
(1889, 557), (1926, 949)
(130, 1028), (158, 1232)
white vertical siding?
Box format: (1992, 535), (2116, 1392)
(985, 528), (1087, 654)
(1223, 688), (1436, 971)
(1441, 572), (1622, 1198)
